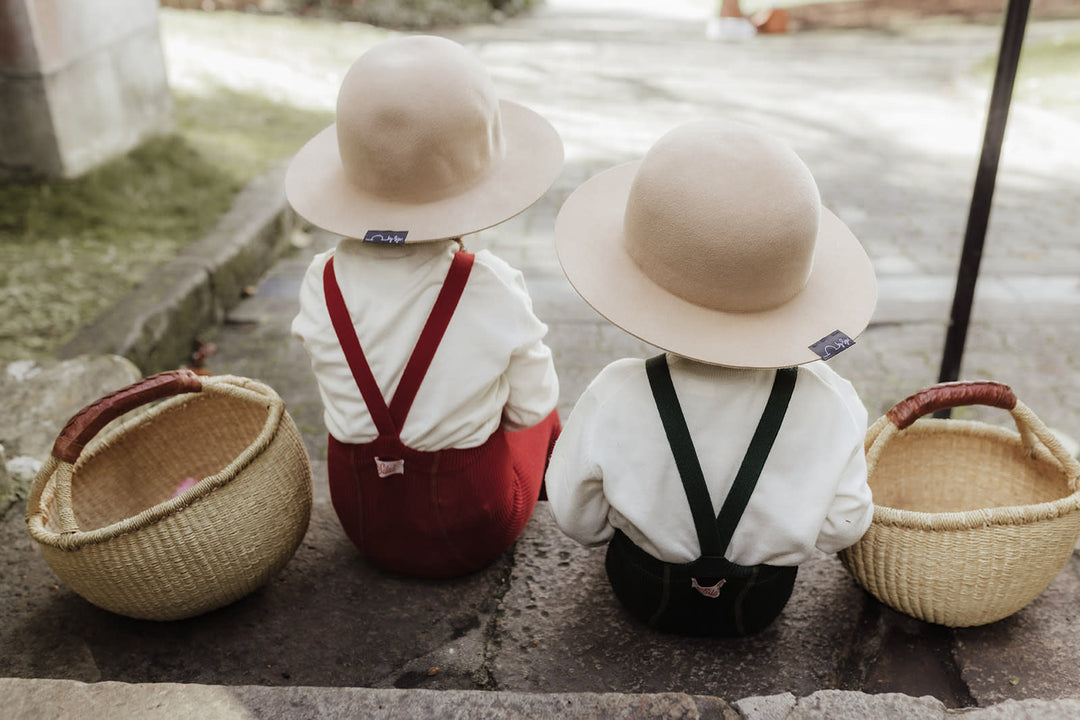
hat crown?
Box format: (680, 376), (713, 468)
(623, 121), (821, 313)
(335, 36), (505, 204)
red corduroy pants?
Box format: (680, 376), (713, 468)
(327, 409), (560, 578)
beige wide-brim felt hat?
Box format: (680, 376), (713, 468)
(555, 120), (877, 368)
(286, 35), (564, 243)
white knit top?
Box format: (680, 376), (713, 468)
(545, 354), (873, 566)
(292, 238), (559, 450)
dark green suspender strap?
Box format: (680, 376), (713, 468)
(644, 355), (798, 558)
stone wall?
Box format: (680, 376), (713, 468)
(0, 0), (173, 179)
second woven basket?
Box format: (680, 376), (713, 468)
(839, 380), (1080, 627)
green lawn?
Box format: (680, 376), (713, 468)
(0, 138), (239, 361)
(975, 30), (1080, 121)
(0, 10), (381, 365)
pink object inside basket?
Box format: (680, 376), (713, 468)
(171, 477), (198, 498)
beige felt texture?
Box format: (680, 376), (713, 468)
(624, 121), (820, 312)
(555, 120), (877, 368)
(286, 35), (563, 242)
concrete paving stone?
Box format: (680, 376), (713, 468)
(0, 678), (254, 720)
(845, 603), (978, 706)
(787, 690), (946, 719)
(0, 354), (142, 456)
(490, 508), (870, 699)
(0, 353), (140, 517)
(734, 693), (798, 720)
(594, 324), (662, 360)
(0, 679), (740, 720)
(829, 322), (947, 419)
(204, 248), (334, 460)
(527, 279), (603, 324)
(4, 678), (1078, 720)
(0, 445), (9, 514)
(874, 275), (1080, 326)
(957, 698), (1080, 719)
(0, 464), (515, 691)
(954, 564), (1080, 707)
(915, 320), (1080, 440)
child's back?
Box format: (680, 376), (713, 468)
(294, 239), (557, 451)
(547, 355), (871, 568)
(546, 119), (877, 635)
(285, 35), (565, 578)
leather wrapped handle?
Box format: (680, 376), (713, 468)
(886, 380), (1017, 430)
(51, 369), (203, 464)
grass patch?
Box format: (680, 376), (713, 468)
(0, 136), (240, 363)
(1015, 31), (1080, 74)
(0, 89), (334, 365)
(163, 0), (537, 30)
(174, 88), (334, 182)
(973, 31), (1080, 121)
(0, 7), (360, 366)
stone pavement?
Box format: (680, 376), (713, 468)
(4, 1), (1080, 717)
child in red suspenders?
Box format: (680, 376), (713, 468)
(546, 120), (877, 635)
(286, 36), (564, 578)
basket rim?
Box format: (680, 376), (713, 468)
(26, 375), (293, 550)
(868, 420), (1080, 531)
(870, 489), (1080, 530)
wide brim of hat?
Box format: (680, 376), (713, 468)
(285, 99), (564, 242)
(555, 162), (878, 368)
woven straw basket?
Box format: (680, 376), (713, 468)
(839, 381), (1080, 627)
(26, 370), (313, 621)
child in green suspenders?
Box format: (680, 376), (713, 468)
(546, 120), (877, 635)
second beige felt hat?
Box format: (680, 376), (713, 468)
(555, 120), (877, 368)
(286, 35), (564, 243)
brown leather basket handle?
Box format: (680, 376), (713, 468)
(886, 380), (1017, 430)
(52, 369), (203, 464)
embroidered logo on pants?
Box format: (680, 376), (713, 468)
(691, 577), (726, 598)
(374, 457), (405, 477)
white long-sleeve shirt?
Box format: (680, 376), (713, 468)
(292, 238), (559, 450)
(545, 355), (873, 566)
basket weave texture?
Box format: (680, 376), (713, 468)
(839, 381), (1080, 627)
(26, 372), (313, 621)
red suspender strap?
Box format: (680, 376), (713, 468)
(388, 251), (474, 428)
(322, 251), (475, 438)
(323, 256), (397, 437)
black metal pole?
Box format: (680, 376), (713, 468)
(935, 0), (1031, 418)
